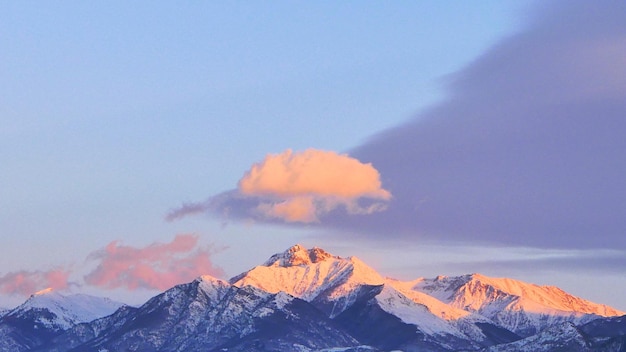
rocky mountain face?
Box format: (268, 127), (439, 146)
(1, 244), (625, 351)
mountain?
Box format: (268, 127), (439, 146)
(231, 244), (624, 351)
(38, 304), (139, 352)
(0, 289), (124, 352)
(4, 244), (625, 352)
(8, 288), (124, 330)
(485, 316), (626, 352)
(44, 275), (358, 352)
(484, 322), (590, 352)
(579, 315), (626, 351)
(232, 245), (519, 350)
(414, 273), (624, 337)
(231, 244), (386, 317)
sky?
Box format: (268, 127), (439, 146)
(2, 1), (626, 311)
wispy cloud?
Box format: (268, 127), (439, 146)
(0, 269), (70, 295)
(165, 202), (209, 222)
(84, 234), (224, 291)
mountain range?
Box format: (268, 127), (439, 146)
(1, 244), (624, 351)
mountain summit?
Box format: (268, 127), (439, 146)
(263, 244), (335, 267)
(2, 244), (625, 352)
(10, 289), (124, 330)
(0, 290), (124, 352)
(231, 244), (384, 310)
(230, 245), (625, 350)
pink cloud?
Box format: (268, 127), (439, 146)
(238, 149), (391, 223)
(0, 269), (70, 296)
(256, 196), (318, 223)
(239, 149), (391, 199)
(84, 234), (224, 291)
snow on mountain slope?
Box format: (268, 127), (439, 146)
(236, 245), (624, 347)
(69, 274), (359, 352)
(485, 322), (589, 352)
(0, 289), (126, 352)
(415, 273), (625, 336)
(231, 245), (494, 347)
(5, 244), (625, 352)
(385, 278), (471, 321)
(374, 284), (466, 338)
(8, 288), (125, 330)
(416, 273), (624, 317)
(581, 314), (626, 337)
(231, 244), (385, 317)
(386, 277), (511, 344)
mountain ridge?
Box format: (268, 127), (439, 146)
(414, 272), (624, 337)
(228, 244), (624, 350)
(1, 244), (624, 351)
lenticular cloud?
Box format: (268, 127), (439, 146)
(237, 149), (391, 223)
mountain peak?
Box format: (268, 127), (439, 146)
(33, 287), (54, 296)
(25, 288), (65, 305)
(10, 291), (125, 331)
(416, 272), (626, 337)
(264, 244), (335, 267)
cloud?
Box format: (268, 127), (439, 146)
(165, 202), (209, 222)
(256, 196), (318, 223)
(84, 234), (224, 291)
(0, 269), (70, 295)
(169, 149), (391, 223)
(171, 1), (626, 251)
(239, 149), (391, 199)
(239, 149), (391, 223)
(330, 0), (626, 249)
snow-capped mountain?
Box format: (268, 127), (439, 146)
(231, 244), (624, 351)
(9, 288), (124, 330)
(231, 244), (386, 317)
(414, 273), (624, 337)
(43, 275), (358, 352)
(485, 322), (589, 352)
(579, 315), (626, 351)
(485, 315), (626, 352)
(0, 289), (124, 352)
(3, 244), (625, 352)
(231, 245), (518, 350)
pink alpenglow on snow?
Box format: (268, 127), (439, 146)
(238, 149), (392, 223)
(0, 269), (70, 296)
(84, 234), (224, 291)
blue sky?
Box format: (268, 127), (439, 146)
(3, 1), (626, 311)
